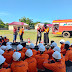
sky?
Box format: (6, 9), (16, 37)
(0, 0), (72, 23)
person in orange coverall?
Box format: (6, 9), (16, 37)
(60, 39), (65, 50)
(11, 52), (28, 72)
(3, 45), (13, 64)
(64, 44), (72, 67)
(25, 49), (37, 72)
(44, 42), (57, 59)
(0, 55), (11, 72)
(61, 41), (70, 56)
(37, 43), (47, 54)
(43, 51), (66, 72)
(29, 43), (37, 57)
(21, 42), (28, 53)
(17, 44), (25, 60)
(35, 45), (49, 72)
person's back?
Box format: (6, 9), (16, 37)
(35, 54), (49, 70)
(11, 61), (28, 72)
(3, 50), (13, 64)
(43, 51), (66, 72)
(18, 51), (25, 60)
(65, 50), (72, 61)
(43, 59), (66, 72)
(25, 57), (37, 72)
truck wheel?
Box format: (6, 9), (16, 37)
(63, 32), (70, 38)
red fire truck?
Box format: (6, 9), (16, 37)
(52, 19), (72, 38)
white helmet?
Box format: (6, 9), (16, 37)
(60, 39), (65, 44)
(6, 42), (11, 45)
(13, 52), (21, 61)
(52, 51), (61, 59)
(1, 45), (6, 50)
(25, 49), (33, 57)
(17, 44), (23, 50)
(29, 43), (34, 48)
(38, 45), (45, 51)
(0, 55), (6, 65)
(0, 49), (4, 55)
(6, 45), (12, 50)
(51, 42), (57, 47)
(53, 46), (61, 52)
(38, 43), (43, 48)
(65, 41), (70, 46)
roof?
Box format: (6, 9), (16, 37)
(47, 24), (52, 27)
(8, 22), (28, 25)
(53, 19), (72, 23)
(36, 23), (44, 26)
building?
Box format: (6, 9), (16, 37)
(8, 22), (29, 30)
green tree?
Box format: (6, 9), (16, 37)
(0, 19), (5, 28)
(44, 22), (50, 24)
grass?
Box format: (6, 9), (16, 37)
(0, 30), (72, 47)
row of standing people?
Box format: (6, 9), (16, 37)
(13, 26), (24, 43)
(0, 40), (72, 72)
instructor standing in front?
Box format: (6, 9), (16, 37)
(44, 24), (49, 45)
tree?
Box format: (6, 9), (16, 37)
(0, 19), (5, 28)
(44, 22), (50, 24)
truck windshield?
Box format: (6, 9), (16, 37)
(53, 24), (59, 32)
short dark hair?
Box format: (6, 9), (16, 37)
(51, 40), (54, 44)
(64, 44), (69, 50)
(22, 27), (23, 28)
(21, 42), (26, 47)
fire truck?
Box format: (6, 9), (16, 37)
(52, 19), (72, 38)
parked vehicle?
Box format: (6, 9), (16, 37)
(52, 19), (72, 38)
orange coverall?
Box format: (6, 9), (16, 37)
(25, 57), (37, 72)
(11, 61), (28, 72)
(43, 59), (66, 72)
(3, 51), (13, 64)
(35, 54), (49, 70)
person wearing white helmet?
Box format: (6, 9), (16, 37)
(43, 51), (66, 72)
(0, 55), (11, 72)
(0, 48), (4, 55)
(17, 44), (25, 60)
(38, 44), (47, 54)
(65, 41), (70, 46)
(1, 45), (6, 51)
(53, 46), (61, 52)
(25, 49), (37, 72)
(38, 43), (43, 48)
(64, 44), (72, 67)
(3, 45), (14, 64)
(35, 45), (49, 72)
(60, 39), (65, 50)
(6, 42), (11, 46)
(29, 43), (37, 57)
(51, 42), (57, 48)
(11, 52), (28, 72)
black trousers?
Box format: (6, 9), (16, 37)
(44, 33), (49, 45)
(36, 36), (41, 45)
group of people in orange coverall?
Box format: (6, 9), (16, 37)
(0, 37), (72, 72)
